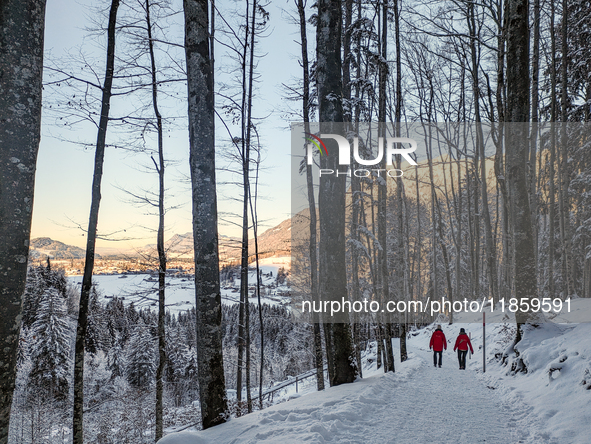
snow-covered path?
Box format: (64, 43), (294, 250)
(371, 356), (515, 443)
(161, 342), (551, 444)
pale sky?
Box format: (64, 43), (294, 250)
(31, 0), (301, 253)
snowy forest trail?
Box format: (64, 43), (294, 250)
(161, 341), (557, 444)
(370, 354), (515, 443)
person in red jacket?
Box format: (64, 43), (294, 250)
(454, 328), (474, 370)
(429, 324), (447, 368)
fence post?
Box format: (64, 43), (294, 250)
(483, 310), (486, 373)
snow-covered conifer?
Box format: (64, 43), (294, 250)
(108, 335), (126, 380)
(85, 286), (108, 354)
(29, 287), (71, 401)
(125, 320), (156, 387)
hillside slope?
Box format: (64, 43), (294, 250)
(30, 237), (96, 259)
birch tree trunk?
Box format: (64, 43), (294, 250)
(0, 1), (46, 441)
(184, 0), (228, 429)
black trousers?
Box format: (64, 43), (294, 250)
(457, 349), (468, 368)
(433, 350), (443, 366)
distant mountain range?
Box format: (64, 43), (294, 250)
(142, 217), (293, 264)
(31, 213), (302, 263)
(30, 237), (99, 260)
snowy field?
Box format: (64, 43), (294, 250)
(251, 256), (291, 277)
(68, 258), (291, 313)
(160, 312), (591, 443)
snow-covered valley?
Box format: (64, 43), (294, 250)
(67, 257), (292, 312)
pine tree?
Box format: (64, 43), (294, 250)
(29, 288), (71, 401)
(165, 325), (190, 406)
(106, 297), (130, 343)
(125, 320), (156, 388)
(183, 345), (199, 383)
(22, 265), (68, 329)
(85, 286), (108, 354)
(107, 336), (126, 380)
(21, 267), (47, 329)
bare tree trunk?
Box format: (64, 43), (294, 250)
(467, 0), (498, 304)
(236, 0), (251, 410)
(342, 0), (353, 123)
(415, 161), (422, 323)
(392, 0), (407, 363)
(450, 109), (464, 316)
(296, 0), (325, 391)
(350, 0), (366, 377)
(505, 0), (536, 341)
(479, 140), (497, 303)
(494, 1), (510, 301)
(397, 159), (407, 362)
(183, 0), (228, 429)
(243, 0), (264, 404)
(473, 159), (480, 301)
(530, 0), (540, 278)
(0, 1), (46, 441)
(434, 193), (454, 315)
(317, 0), (357, 386)
(425, 128), (439, 316)
(403, 192), (412, 329)
(559, 0), (574, 298)
(247, 148), (265, 408)
(548, 0), (557, 298)
(377, 0), (394, 374)
(73, 2), (119, 442)
(376, 325), (383, 369)
(243, 0), (258, 414)
(144, 0), (167, 439)
(343, 0), (362, 377)
(323, 323), (335, 382)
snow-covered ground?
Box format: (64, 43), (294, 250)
(409, 322), (591, 443)
(252, 256), (291, 277)
(160, 316), (591, 443)
(68, 259), (291, 312)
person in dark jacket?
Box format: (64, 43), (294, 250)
(429, 324), (447, 368)
(453, 328), (474, 370)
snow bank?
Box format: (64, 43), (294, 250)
(482, 322), (591, 444)
(159, 352), (422, 444)
(160, 318), (591, 443)
(410, 318), (591, 444)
